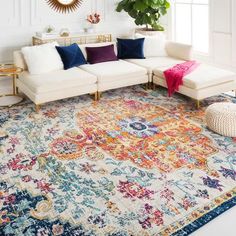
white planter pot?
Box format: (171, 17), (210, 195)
(135, 28), (165, 37)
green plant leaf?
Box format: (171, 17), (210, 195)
(134, 0), (149, 11)
(116, 0), (170, 31)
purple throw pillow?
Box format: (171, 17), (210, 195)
(86, 44), (118, 64)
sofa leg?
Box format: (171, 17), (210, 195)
(153, 83), (156, 90)
(149, 82), (153, 90)
(35, 104), (41, 113)
(196, 100), (200, 109)
(94, 92), (98, 101)
(144, 83), (148, 90)
(97, 92), (102, 100)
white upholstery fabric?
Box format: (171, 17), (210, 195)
(153, 76), (236, 100)
(153, 64), (236, 89)
(125, 57), (185, 74)
(135, 33), (167, 57)
(14, 51), (28, 70)
(14, 38), (236, 107)
(206, 103), (236, 137)
(97, 75), (148, 92)
(165, 41), (193, 61)
(18, 67), (97, 93)
(17, 79), (97, 104)
(79, 42), (117, 60)
(80, 60), (147, 83)
(21, 42), (63, 75)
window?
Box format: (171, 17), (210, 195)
(172, 0), (209, 54)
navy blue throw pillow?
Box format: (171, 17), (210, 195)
(56, 43), (87, 70)
(117, 38), (145, 59)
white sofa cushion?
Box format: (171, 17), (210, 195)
(18, 67), (97, 93)
(21, 42), (63, 75)
(14, 51), (28, 71)
(153, 64), (236, 90)
(165, 41), (193, 61)
(97, 75), (148, 92)
(125, 57), (185, 74)
(135, 33), (167, 57)
(79, 60), (147, 83)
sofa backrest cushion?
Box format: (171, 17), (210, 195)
(86, 44), (118, 64)
(56, 43), (87, 69)
(165, 41), (193, 61)
(135, 33), (167, 57)
(14, 51), (28, 71)
(21, 42), (63, 75)
(117, 38), (145, 59)
(14, 42), (117, 72)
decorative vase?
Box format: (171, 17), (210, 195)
(60, 28), (70, 37)
(92, 24), (98, 33)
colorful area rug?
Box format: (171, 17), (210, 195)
(0, 86), (236, 236)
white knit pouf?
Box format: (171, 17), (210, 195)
(206, 103), (236, 137)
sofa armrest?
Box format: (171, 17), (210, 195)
(165, 41), (193, 61)
(13, 51), (27, 71)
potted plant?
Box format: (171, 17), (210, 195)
(116, 0), (170, 35)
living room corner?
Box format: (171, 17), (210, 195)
(0, 1), (236, 236)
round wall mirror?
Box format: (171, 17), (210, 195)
(47, 0), (83, 13)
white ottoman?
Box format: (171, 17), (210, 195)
(206, 103), (236, 137)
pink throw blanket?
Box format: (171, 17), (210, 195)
(164, 61), (200, 97)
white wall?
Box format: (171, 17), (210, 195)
(0, 0), (135, 63)
(211, 0), (235, 70)
(167, 0), (236, 71)
(0, 1), (235, 70)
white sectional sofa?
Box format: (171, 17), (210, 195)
(18, 68), (97, 105)
(14, 42), (149, 111)
(125, 41), (193, 82)
(152, 64), (236, 107)
(80, 60), (147, 98)
(78, 42), (148, 98)
(14, 51), (98, 112)
(14, 41), (236, 111)
(125, 41), (236, 107)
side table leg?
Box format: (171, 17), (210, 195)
(13, 74), (16, 95)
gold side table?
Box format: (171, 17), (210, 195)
(0, 64), (23, 107)
(32, 32), (112, 46)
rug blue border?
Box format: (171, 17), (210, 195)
(172, 195), (236, 236)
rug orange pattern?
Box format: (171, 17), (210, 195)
(0, 86), (236, 236)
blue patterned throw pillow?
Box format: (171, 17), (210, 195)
(56, 43), (87, 70)
(117, 38), (145, 59)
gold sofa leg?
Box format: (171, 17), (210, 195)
(35, 104), (41, 113)
(97, 92), (102, 100)
(94, 92), (98, 101)
(196, 100), (200, 109)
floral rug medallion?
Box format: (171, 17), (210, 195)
(52, 99), (218, 174)
(0, 86), (236, 236)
